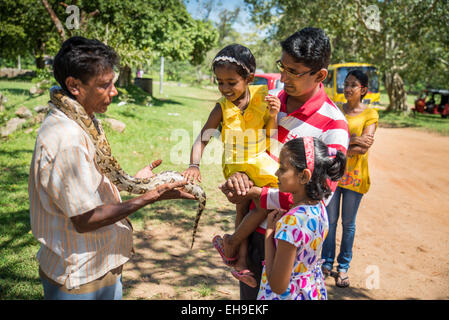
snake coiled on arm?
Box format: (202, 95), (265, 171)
(49, 87), (206, 249)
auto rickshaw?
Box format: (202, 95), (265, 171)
(413, 89), (449, 118)
(324, 63), (380, 109)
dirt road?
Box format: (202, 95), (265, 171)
(123, 127), (449, 300)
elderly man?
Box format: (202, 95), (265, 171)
(28, 36), (194, 300)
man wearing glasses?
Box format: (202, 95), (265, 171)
(220, 27), (350, 300)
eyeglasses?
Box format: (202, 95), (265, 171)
(276, 60), (315, 78)
(343, 83), (365, 90)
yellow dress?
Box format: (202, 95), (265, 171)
(219, 85), (279, 188)
(338, 107), (379, 194)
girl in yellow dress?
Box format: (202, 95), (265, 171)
(183, 44), (280, 286)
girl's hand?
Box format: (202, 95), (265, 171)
(265, 95), (281, 118)
(135, 159), (162, 179)
(182, 166), (201, 183)
(266, 209), (285, 238)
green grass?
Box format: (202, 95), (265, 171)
(0, 78), (227, 299)
(378, 110), (449, 136)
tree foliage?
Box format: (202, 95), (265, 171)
(244, 0), (449, 111)
(1, 0), (218, 87)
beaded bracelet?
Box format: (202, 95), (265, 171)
(189, 164), (200, 169)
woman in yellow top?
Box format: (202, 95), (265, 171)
(183, 44), (281, 287)
(321, 70), (378, 288)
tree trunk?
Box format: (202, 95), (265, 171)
(34, 39), (46, 69)
(117, 65), (132, 87)
(385, 71), (408, 112)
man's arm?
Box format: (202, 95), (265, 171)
(71, 180), (195, 233)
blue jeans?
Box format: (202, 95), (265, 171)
(40, 273), (123, 300)
(321, 187), (363, 273)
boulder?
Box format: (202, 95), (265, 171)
(1, 118), (26, 137)
(34, 105), (49, 113)
(29, 86), (44, 95)
(103, 118), (126, 133)
(15, 106), (32, 119)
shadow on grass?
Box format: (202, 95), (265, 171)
(0, 87), (32, 97)
(113, 85), (182, 108)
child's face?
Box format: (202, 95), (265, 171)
(275, 148), (303, 194)
(343, 75), (367, 103)
(214, 65), (253, 103)
(278, 51), (326, 98)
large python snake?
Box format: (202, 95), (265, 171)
(49, 87), (206, 249)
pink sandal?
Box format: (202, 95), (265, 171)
(212, 235), (238, 266)
(231, 269), (257, 288)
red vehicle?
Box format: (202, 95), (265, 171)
(253, 73), (283, 91)
(413, 89), (449, 118)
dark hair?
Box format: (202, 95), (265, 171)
(346, 70), (369, 100)
(53, 36), (119, 94)
(212, 44), (256, 79)
(280, 27), (331, 73)
(283, 137), (346, 201)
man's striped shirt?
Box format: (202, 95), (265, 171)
(28, 105), (133, 289)
(259, 83), (350, 226)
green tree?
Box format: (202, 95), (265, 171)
(0, 0), (59, 69)
(1, 0), (218, 87)
(245, 0), (449, 112)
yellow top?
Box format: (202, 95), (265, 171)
(338, 107), (379, 194)
(218, 85), (278, 188)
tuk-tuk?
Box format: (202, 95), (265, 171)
(324, 63), (380, 109)
(413, 89), (449, 118)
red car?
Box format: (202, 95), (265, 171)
(253, 73), (284, 91)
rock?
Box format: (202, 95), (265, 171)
(30, 86), (44, 95)
(1, 118), (26, 137)
(34, 105), (49, 113)
(24, 128), (34, 134)
(103, 118), (126, 133)
(15, 106), (32, 119)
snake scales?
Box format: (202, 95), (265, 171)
(50, 87), (206, 249)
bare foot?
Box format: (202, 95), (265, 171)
(223, 234), (239, 260)
(233, 256), (249, 272)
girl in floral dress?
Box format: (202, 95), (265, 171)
(257, 137), (346, 300)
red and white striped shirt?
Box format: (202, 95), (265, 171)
(259, 83), (349, 228)
(28, 105), (133, 289)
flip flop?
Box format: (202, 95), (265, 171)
(231, 269), (257, 288)
(212, 235), (238, 266)
(336, 272), (350, 288)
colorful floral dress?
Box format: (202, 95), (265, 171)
(257, 202), (329, 300)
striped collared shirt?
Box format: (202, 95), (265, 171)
(28, 104), (133, 290)
(258, 84), (350, 229)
